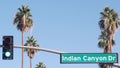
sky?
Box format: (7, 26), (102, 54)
(0, 0), (120, 68)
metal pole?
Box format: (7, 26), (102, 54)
(113, 63), (120, 67)
(0, 45), (66, 54)
(0, 45), (120, 67)
(14, 45), (66, 54)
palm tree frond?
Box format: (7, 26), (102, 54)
(35, 62), (46, 68)
(24, 36), (39, 59)
(99, 20), (105, 30)
(13, 5), (33, 32)
(112, 39), (116, 46)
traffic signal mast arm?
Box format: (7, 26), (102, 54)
(14, 45), (66, 54)
(113, 63), (120, 67)
(0, 45), (66, 54)
(13, 46), (120, 67)
(0, 45), (119, 67)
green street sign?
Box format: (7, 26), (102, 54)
(60, 53), (118, 63)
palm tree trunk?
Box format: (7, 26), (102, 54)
(22, 14), (25, 68)
(102, 47), (110, 68)
(105, 38), (113, 68)
(104, 47), (111, 68)
(30, 58), (32, 68)
(22, 31), (24, 68)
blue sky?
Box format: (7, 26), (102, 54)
(0, 0), (120, 68)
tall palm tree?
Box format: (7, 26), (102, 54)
(13, 5), (33, 68)
(35, 62), (46, 68)
(24, 36), (39, 68)
(98, 7), (120, 68)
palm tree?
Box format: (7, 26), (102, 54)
(35, 62), (46, 68)
(25, 36), (39, 68)
(13, 5), (33, 68)
(98, 7), (120, 68)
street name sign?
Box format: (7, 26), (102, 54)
(60, 53), (118, 63)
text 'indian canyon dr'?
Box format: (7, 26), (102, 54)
(60, 53), (118, 63)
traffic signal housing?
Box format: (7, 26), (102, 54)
(2, 36), (13, 60)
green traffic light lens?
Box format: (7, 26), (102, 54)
(5, 51), (11, 57)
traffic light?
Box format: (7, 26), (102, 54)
(2, 36), (13, 60)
